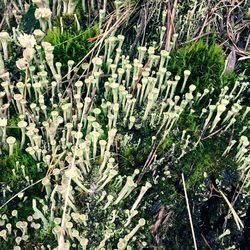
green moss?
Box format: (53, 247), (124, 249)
(181, 136), (238, 190)
(8, 114), (20, 127)
(247, 8), (250, 19)
(119, 129), (155, 174)
(169, 39), (236, 93)
(178, 111), (199, 134)
(160, 135), (174, 152)
(0, 142), (44, 189)
(44, 25), (99, 73)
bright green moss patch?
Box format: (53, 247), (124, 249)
(0, 145), (42, 188)
(169, 39), (236, 92)
(181, 136), (238, 190)
(44, 25), (99, 73)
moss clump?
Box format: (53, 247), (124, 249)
(180, 136), (238, 190)
(169, 39), (236, 92)
(44, 25), (99, 73)
(247, 8), (250, 19)
(0, 145), (42, 189)
(177, 111), (199, 134)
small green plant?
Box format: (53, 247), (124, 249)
(44, 25), (99, 73)
(0, 144), (42, 189)
(169, 39), (236, 92)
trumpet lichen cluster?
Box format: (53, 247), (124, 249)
(0, 28), (249, 248)
(0, 0), (249, 249)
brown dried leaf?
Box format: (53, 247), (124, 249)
(225, 48), (236, 74)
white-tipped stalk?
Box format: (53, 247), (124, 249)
(67, 60), (74, 80)
(131, 182), (152, 211)
(203, 105), (216, 130)
(0, 32), (11, 60)
(159, 50), (169, 68)
(103, 195), (114, 210)
(143, 93), (154, 120)
(210, 104), (227, 132)
(124, 209), (138, 227)
(6, 136), (16, 156)
(42, 177), (51, 198)
(17, 121), (27, 149)
(128, 116), (136, 129)
(181, 70), (191, 93)
(0, 118), (7, 143)
(124, 218), (146, 242)
(114, 176), (137, 205)
(106, 128), (117, 152)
